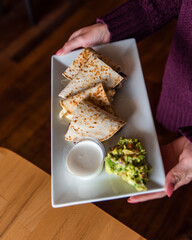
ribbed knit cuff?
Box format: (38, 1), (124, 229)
(178, 126), (192, 143)
(97, 0), (152, 42)
(97, 0), (181, 43)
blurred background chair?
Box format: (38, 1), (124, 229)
(25, 0), (36, 25)
(0, 0), (36, 25)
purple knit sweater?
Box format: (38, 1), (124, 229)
(98, 0), (192, 142)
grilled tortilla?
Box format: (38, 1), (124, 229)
(65, 101), (126, 142)
(62, 47), (120, 80)
(59, 56), (124, 99)
(59, 83), (113, 119)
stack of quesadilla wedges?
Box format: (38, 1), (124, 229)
(59, 55), (124, 99)
(58, 48), (126, 142)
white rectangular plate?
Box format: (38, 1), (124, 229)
(51, 39), (165, 208)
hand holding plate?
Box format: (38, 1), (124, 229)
(56, 23), (110, 55)
(128, 136), (192, 203)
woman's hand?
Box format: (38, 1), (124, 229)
(56, 23), (110, 55)
(128, 136), (192, 203)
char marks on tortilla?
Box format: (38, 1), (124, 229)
(59, 83), (113, 119)
(62, 47), (121, 80)
(65, 101), (126, 142)
(59, 56), (124, 99)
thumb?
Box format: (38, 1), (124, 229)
(165, 161), (186, 197)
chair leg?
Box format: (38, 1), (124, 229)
(0, 0), (5, 14)
(24, 0), (37, 25)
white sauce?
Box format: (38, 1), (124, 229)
(67, 140), (104, 179)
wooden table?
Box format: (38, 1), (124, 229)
(0, 148), (146, 240)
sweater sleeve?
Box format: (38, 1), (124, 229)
(178, 127), (192, 144)
(97, 0), (182, 42)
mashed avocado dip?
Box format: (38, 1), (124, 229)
(104, 137), (151, 191)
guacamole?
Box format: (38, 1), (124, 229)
(104, 137), (151, 191)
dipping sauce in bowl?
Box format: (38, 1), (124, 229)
(66, 138), (105, 180)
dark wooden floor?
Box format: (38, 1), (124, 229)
(0, 1), (192, 239)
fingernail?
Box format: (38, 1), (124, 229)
(56, 49), (63, 55)
(167, 183), (175, 197)
(128, 198), (139, 204)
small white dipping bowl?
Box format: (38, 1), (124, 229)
(66, 138), (106, 180)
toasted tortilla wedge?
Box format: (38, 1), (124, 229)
(65, 101), (126, 142)
(59, 83), (113, 119)
(59, 56), (124, 99)
(62, 48), (120, 80)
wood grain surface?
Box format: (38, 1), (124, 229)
(0, 0), (192, 240)
(0, 147), (146, 240)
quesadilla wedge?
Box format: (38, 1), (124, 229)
(62, 47), (121, 80)
(59, 83), (113, 120)
(59, 56), (124, 99)
(65, 101), (126, 142)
